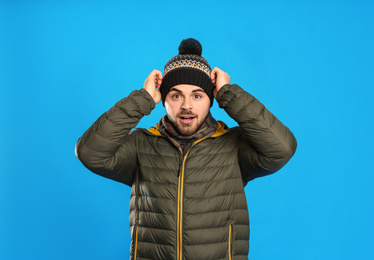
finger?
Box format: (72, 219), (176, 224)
(156, 80), (161, 89)
(210, 69), (217, 85)
(210, 68), (216, 80)
(158, 71), (163, 80)
(153, 70), (162, 78)
(212, 67), (220, 74)
(156, 71), (163, 86)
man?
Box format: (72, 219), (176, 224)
(76, 38), (297, 260)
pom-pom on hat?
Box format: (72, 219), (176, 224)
(160, 38), (215, 106)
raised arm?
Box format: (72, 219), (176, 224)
(75, 70), (162, 186)
(212, 67), (297, 184)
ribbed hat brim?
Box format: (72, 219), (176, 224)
(160, 68), (215, 106)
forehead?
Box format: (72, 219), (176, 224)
(169, 84), (205, 93)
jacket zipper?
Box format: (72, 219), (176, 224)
(177, 150), (190, 260)
(176, 137), (208, 260)
(134, 225), (139, 260)
(228, 225), (232, 260)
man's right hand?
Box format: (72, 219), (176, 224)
(144, 69), (163, 104)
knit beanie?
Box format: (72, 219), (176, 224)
(160, 38), (215, 106)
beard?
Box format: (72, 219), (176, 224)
(170, 110), (207, 136)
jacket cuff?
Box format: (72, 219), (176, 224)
(138, 88), (156, 110)
(115, 88), (156, 116)
(216, 84), (245, 108)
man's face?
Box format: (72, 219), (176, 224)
(164, 84), (211, 136)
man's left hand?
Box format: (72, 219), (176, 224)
(211, 67), (230, 98)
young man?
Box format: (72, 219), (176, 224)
(76, 38), (297, 260)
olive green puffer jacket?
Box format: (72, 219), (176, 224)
(76, 84), (297, 260)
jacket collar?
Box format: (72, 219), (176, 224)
(147, 121), (228, 137)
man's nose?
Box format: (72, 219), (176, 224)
(181, 98), (192, 110)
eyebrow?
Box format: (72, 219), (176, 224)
(170, 88), (205, 93)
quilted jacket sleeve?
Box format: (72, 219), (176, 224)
(75, 89), (155, 186)
(216, 84), (297, 184)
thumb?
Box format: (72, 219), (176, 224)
(211, 67), (218, 86)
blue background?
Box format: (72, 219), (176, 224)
(1, 1), (373, 259)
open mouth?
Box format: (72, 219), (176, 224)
(179, 115), (195, 124)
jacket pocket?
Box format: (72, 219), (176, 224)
(228, 224), (233, 260)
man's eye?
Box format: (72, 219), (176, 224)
(173, 94), (181, 99)
(194, 94), (202, 99)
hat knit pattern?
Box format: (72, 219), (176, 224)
(160, 38), (215, 106)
